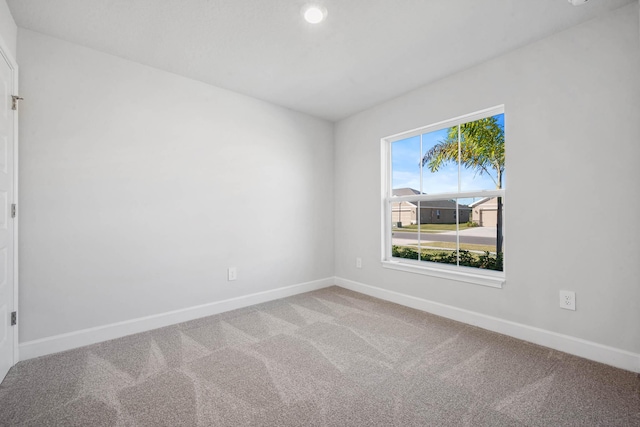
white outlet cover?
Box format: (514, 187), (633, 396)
(559, 290), (576, 311)
(356, 257), (362, 268)
(228, 267), (237, 281)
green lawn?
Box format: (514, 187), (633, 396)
(392, 223), (474, 233)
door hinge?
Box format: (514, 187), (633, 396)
(11, 311), (16, 326)
(11, 204), (16, 218)
(11, 95), (23, 111)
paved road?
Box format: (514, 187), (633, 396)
(393, 231), (495, 246)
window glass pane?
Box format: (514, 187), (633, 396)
(392, 135), (421, 195)
(421, 128), (458, 194)
(416, 199), (459, 266)
(459, 113), (505, 193)
(464, 196), (503, 271)
(391, 203), (420, 261)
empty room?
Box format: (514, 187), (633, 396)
(0, 0), (639, 425)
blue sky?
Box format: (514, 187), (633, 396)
(392, 114), (504, 201)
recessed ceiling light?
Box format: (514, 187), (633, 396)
(303, 5), (327, 24)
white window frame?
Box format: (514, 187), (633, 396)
(381, 105), (505, 288)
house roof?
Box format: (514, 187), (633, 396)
(469, 197), (496, 208)
(392, 188), (421, 197)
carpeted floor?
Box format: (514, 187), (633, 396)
(0, 286), (638, 426)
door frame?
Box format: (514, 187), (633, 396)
(0, 34), (19, 366)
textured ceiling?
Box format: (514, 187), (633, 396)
(7, 0), (634, 121)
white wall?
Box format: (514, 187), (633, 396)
(335, 4), (640, 355)
(17, 29), (334, 343)
(0, 0), (17, 58)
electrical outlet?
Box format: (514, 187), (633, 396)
(356, 257), (362, 268)
(559, 290), (575, 311)
(228, 267), (237, 281)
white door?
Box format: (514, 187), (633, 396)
(0, 46), (16, 383)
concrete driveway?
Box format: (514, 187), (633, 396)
(441, 226), (497, 238)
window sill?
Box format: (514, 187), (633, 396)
(381, 259), (504, 288)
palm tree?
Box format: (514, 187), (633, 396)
(421, 116), (505, 254)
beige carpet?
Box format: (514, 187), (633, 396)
(0, 286), (638, 426)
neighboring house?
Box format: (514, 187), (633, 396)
(392, 188), (470, 226)
(470, 197), (500, 227)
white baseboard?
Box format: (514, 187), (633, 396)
(19, 277), (335, 361)
(335, 277), (640, 373)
